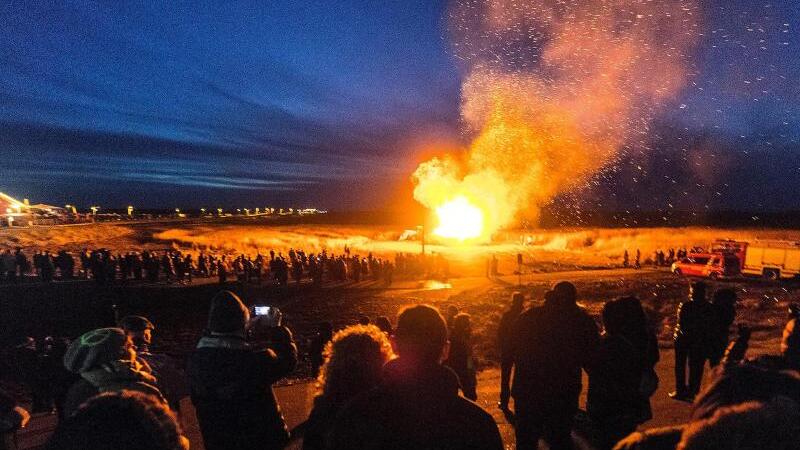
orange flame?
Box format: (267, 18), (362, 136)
(433, 196), (485, 241)
(412, 0), (699, 238)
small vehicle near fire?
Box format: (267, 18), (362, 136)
(671, 253), (740, 280)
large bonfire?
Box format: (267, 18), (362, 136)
(412, 0), (700, 242)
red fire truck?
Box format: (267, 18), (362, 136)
(672, 239), (800, 281)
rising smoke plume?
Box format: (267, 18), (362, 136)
(413, 0), (700, 234)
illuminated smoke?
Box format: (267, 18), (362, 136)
(413, 0), (700, 237)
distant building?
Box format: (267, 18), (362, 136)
(1, 192), (73, 226)
(29, 203), (67, 217)
(0, 192), (28, 226)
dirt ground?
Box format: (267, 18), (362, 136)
(12, 268), (793, 449)
(5, 220), (798, 448)
(4, 218), (800, 276)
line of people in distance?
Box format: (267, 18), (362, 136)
(0, 247), (452, 286)
(4, 280), (800, 449)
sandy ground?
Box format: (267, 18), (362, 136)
(14, 269), (788, 450)
(5, 220), (796, 448)
(4, 218), (800, 275)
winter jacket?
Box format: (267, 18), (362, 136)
(709, 301), (736, 360)
(444, 335), (477, 400)
(187, 329), (297, 450)
(673, 300), (716, 351)
(613, 426), (683, 450)
(330, 358), (503, 450)
(62, 360), (166, 417)
(302, 395), (339, 450)
(138, 351), (188, 413)
(587, 333), (651, 440)
(511, 302), (600, 406)
(497, 308), (521, 360)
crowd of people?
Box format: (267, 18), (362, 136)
(0, 247), (460, 287)
(2, 279), (800, 450)
(623, 248), (696, 269)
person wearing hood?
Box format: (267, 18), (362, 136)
(330, 304), (503, 450)
(61, 327), (166, 418)
(511, 281), (600, 450)
(588, 297), (659, 450)
(187, 290), (297, 450)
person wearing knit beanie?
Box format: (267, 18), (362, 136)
(63, 328), (133, 374)
(61, 328), (166, 418)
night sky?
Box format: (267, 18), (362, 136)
(1, 1), (799, 212)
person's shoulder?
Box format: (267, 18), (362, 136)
(340, 384), (387, 416)
(452, 394), (496, 423)
(191, 345), (255, 365)
(449, 396), (502, 446)
(572, 305), (597, 326)
(613, 425), (684, 450)
(63, 378), (98, 415)
(244, 346), (283, 369)
(329, 385), (388, 439)
(518, 306), (545, 320)
(682, 300), (698, 309)
(141, 351), (172, 365)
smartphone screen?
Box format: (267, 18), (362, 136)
(254, 306), (271, 316)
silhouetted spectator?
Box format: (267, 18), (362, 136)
(302, 325), (395, 450)
(12, 337), (51, 414)
(118, 316), (188, 414)
(616, 366), (800, 450)
(188, 291), (297, 450)
(498, 291), (524, 411)
(1, 250), (14, 282)
(708, 288), (736, 367)
(511, 281), (600, 450)
(375, 316), (393, 336)
(45, 391), (188, 450)
(62, 328), (166, 418)
(588, 297), (659, 450)
(217, 256), (228, 283)
(330, 304), (503, 450)
(444, 313), (478, 401)
(39, 337), (78, 419)
(720, 307), (800, 373)
(671, 282), (715, 401)
(678, 397), (800, 450)
(309, 322), (334, 378)
(40, 251), (55, 282)
(13, 248), (28, 282)
(55, 250), (74, 279)
(445, 305), (459, 329)
(357, 315), (370, 326)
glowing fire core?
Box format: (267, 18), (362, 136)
(433, 196), (485, 241)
